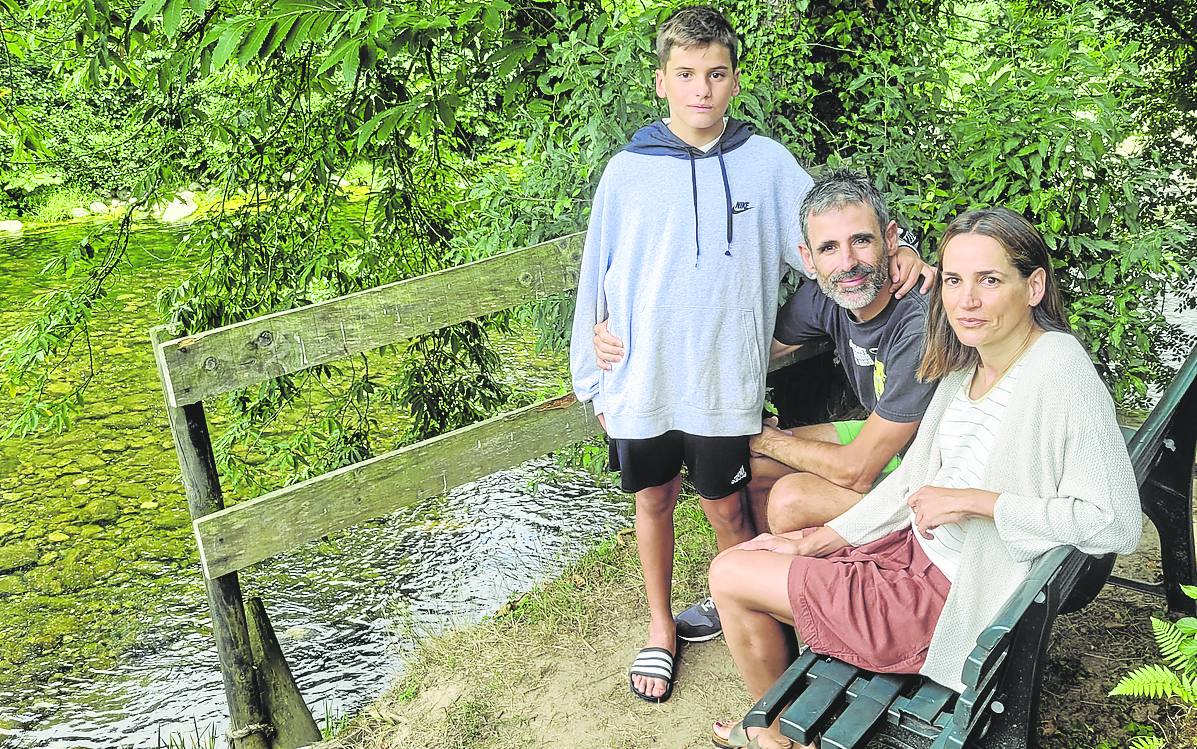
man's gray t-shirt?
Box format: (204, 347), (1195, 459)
(774, 283), (935, 423)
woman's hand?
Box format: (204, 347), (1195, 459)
(907, 486), (998, 539)
(736, 532), (806, 556)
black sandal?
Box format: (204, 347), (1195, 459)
(628, 646), (676, 703)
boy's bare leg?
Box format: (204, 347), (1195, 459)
(702, 490), (757, 551)
(746, 454), (794, 532)
(633, 474), (683, 699)
(710, 547), (811, 749)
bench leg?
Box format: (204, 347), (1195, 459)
(972, 593), (1053, 748)
(1142, 389), (1197, 616)
(1144, 481), (1197, 616)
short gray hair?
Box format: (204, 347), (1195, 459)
(656, 6), (739, 70)
(800, 168), (891, 245)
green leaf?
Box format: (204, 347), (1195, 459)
(317, 36), (359, 76)
(130, 0), (166, 29)
(237, 21), (274, 65)
(161, 0), (184, 38)
(211, 24), (246, 69)
(1181, 585), (1197, 600)
(341, 47), (360, 85)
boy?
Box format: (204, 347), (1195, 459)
(570, 7), (922, 703)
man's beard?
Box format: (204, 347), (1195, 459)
(817, 260), (890, 311)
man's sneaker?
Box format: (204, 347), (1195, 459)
(675, 596), (722, 642)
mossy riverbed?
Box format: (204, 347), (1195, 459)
(0, 215), (614, 747)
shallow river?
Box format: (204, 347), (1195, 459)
(0, 217), (627, 748)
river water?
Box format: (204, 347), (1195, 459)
(0, 217), (628, 748)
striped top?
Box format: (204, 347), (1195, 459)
(913, 361), (1025, 581)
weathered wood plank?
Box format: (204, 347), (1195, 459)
(195, 393), (603, 579)
(193, 341), (830, 579)
(151, 326), (272, 749)
(245, 597), (322, 749)
(159, 233), (585, 407)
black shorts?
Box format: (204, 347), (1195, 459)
(608, 430), (752, 499)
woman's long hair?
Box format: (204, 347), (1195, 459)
(917, 208), (1071, 381)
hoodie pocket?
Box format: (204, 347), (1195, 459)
(606, 305), (763, 414)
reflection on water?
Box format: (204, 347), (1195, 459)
(1, 459), (626, 749)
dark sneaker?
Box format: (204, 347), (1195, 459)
(675, 596), (722, 642)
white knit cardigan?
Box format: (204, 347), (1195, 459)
(826, 331), (1142, 691)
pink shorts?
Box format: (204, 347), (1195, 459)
(787, 527), (951, 673)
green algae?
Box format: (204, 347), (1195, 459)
(0, 212), (574, 716)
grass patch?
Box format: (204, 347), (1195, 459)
(328, 493), (718, 748)
(30, 186), (100, 223)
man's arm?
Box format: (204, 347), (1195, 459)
(770, 338), (801, 360)
(750, 411), (919, 494)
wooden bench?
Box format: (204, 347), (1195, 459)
(745, 342), (1197, 749)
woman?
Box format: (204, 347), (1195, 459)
(709, 208), (1142, 749)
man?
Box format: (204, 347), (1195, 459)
(593, 168), (937, 638)
(748, 168), (937, 536)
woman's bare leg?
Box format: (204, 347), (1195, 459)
(710, 547), (813, 749)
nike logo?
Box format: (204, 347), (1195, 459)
(731, 201), (753, 214)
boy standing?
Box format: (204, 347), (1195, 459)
(570, 6), (813, 704)
(571, 7), (927, 703)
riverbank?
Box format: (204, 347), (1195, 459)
(328, 494), (1197, 749)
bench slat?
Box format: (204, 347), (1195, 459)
(820, 673), (904, 749)
(778, 658), (859, 745)
(743, 648), (819, 729)
(897, 679), (956, 725)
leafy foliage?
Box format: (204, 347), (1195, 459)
(1109, 586), (1197, 746)
(0, 0), (1193, 484)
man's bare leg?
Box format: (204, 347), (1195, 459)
(747, 423), (845, 533)
(768, 470), (864, 534)
(710, 547), (809, 749)
(632, 474), (683, 699)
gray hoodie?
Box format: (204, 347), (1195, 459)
(570, 119), (814, 439)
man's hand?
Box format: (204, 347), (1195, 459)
(592, 320), (625, 371)
(597, 412), (607, 433)
(888, 244), (937, 299)
(907, 486), (998, 539)
(748, 418), (792, 458)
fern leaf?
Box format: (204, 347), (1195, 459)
(1152, 617), (1191, 671)
(1110, 664), (1187, 700)
(1128, 737), (1166, 749)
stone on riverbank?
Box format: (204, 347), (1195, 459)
(70, 207), (89, 219)
(0, 219), (23, 233)
(0, 575), (26, 596)
(80, 499), (121, 525)
(89, 201), (109, 214)
(0, 543), (39, 574)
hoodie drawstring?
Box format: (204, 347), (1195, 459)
(716, 142), (733, 256)
(689, 150), (700, 265)
(689, 144), (735, 264)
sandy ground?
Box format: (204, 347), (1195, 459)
(329, 516), (1197, 749)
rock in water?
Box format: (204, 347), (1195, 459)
(160, 197), (197, 223)
(89, 201), (109, 214)
(70, 207), (89, 219)
(0, 220), (23, 233)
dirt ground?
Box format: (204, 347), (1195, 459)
(330, 517), (1197, 749)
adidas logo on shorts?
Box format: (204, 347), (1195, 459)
(731, 465), (747, 484)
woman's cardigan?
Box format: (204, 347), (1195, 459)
(825, 331), (1142, 691)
